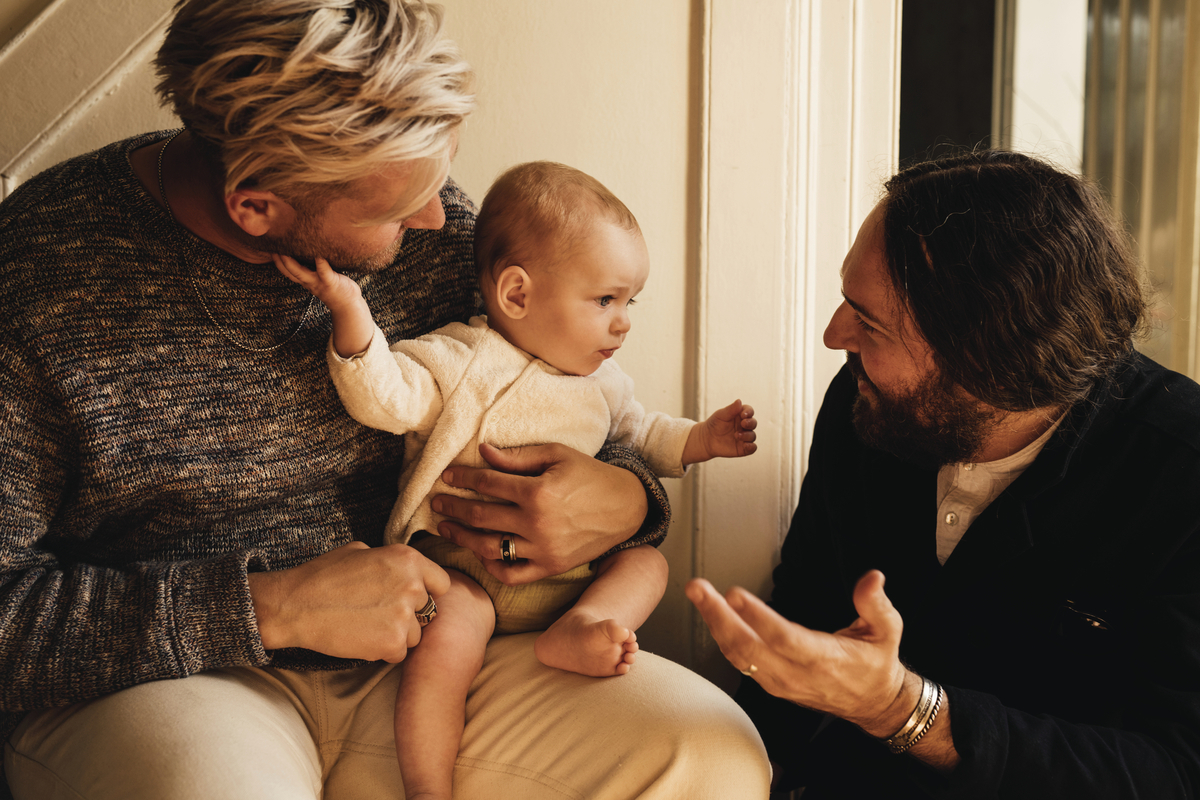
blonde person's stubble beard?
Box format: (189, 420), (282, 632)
(258, 216), (405, 275)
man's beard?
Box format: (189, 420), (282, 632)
(259, 214), (403, 275)
(846, 352), (998, 469)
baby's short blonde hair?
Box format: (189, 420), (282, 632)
(475, 161), (641, 283)
(155, 0), (474, 207)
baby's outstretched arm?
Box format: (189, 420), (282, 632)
(273, 254), (376, 358)
(681, 399), (758, 466)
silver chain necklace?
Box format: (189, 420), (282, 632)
(157, 129), (314, 353)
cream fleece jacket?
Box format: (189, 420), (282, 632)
(329, 316), (694, 544)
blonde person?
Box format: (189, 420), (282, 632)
(0, 1), (772, 798)
(274, 160), (759, 800)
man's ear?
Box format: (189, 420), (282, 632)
(493, 265), (532, 320)
(224, 188), (292, 237)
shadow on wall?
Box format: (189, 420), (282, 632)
(899, 0), (996, 166)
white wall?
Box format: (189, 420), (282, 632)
(0, 0), (901, 686)
(1008, 0), (1089, 171)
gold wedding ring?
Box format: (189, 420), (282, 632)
(739, 664), (759, 677)
(500, 536), (517, 563)
(415, 594), (437, 626)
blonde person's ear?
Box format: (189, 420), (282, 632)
(224, 188), (290, 237)
(494, 265), (532, 320)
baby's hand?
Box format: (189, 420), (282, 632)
(683, 400), (758, 465)
(272, 254), (363, 311)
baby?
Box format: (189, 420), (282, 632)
(275, 161), (757, 800)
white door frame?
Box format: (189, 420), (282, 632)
(692, 0), (900, 681)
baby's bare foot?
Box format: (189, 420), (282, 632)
(535, 611), (639, 677)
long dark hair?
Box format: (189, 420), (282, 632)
(881, 150), (1149, 411)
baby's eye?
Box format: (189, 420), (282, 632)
(598, 296), (613, 307)
(627, 297), (638, 307)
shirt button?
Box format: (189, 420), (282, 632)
(963, 463), (976, 471)
(944, 512), (959, 526)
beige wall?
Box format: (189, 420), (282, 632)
(0, 0), (902, 685)
(0, 0), (179, 195)
(0, 0), (51, 43)
(442, 1), (703, 665)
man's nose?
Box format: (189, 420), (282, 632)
(823, 301), (858, 352)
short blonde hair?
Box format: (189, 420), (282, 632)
(155, 0), (474, 202)
(475, 161), (641, 281)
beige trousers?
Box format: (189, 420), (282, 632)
(5, 633), (770, 799)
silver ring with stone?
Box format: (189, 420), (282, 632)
(416, 594), (437, 626)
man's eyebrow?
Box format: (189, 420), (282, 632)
(843, 293), (892, 334)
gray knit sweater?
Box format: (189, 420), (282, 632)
(0, 132), (669, 776)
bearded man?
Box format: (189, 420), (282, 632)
(690, 150), (1200, 799)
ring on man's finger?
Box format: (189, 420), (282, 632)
(415, 594), (437, 626)
(739, 664), (759, 677)
(500, 535), (517, 563)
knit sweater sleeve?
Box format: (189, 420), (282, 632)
(593, 442), (672, 553)
(0, 336), (270, 711)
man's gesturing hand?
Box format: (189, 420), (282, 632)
(433, 442), (647, 585)
(686, 570), (914, 735)
(249, 541), (451, 663)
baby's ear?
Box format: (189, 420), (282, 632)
(493, 265), (531, 320)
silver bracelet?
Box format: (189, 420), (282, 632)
(881, 676), (944, 754)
